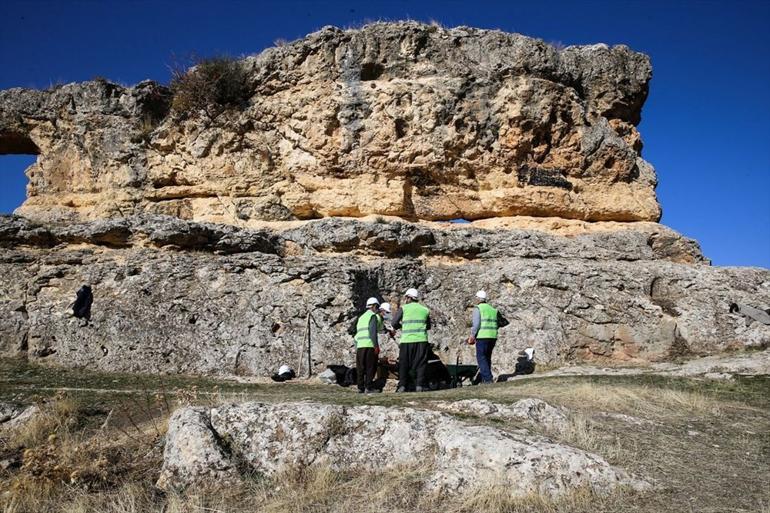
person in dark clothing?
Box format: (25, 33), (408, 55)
(391, 288), (432, 392)
(72, 285), (93, 326)
(355, 297), (392, 394)
(467, 290), (508, 383)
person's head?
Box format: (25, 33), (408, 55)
(404, 288), (419, 303)
(365, 297), (380, 312)
(475, 290), (487, 305)
(379, 302), (392, 317)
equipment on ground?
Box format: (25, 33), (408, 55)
(448, 357), (479, 388)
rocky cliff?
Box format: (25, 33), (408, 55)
(1, 214), (767, 376)
(2, 22), (658, 225)
(1, 22), (768, 377)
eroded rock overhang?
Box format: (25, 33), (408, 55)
(1, 22), (660, 226)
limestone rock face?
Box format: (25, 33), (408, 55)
(0, 402), (39, 432)
(1, 22), (659, 224)
(431, 398), (570, 433)
(1, 215), (767, 376)
(157, 401), (649, 495)
(0, 22), (766, 378)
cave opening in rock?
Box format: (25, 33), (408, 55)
(0, 132), (39, 214)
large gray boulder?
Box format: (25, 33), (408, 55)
(157, 401), (649, 496)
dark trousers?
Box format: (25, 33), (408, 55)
(356, 347), (377, 391)
(475, 338), (496, 383)
(398, 342), (429, 389)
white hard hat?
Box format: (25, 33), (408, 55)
(475, 290), (488, 300)
(379, 302), (392, 313)
(405, 288), (419, 299)
(366, 297), (380, 307)
(278, 364), (292, 375)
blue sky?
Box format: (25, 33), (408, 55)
(1, 0), (768, 268)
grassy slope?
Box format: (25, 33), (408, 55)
(1, 358), (768, 513)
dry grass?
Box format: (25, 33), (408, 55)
(1, 462), (637, 513)
(10, 395), (78, 448)
(1, 359), (768, 513)
(489, 380), (724, 419)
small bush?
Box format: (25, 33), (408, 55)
(170, 56), (250, 118)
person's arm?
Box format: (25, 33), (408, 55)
(391, 308), (403, 330)
(497, 310), (509, 328)
(368, 315), (379, 350)
(471, 307), (480, 338)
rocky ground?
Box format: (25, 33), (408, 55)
(0, 357), (768, 513)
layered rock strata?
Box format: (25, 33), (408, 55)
(1, 22), (767, 377)
(1, 22), (659, 224)
(1, 215), (767, 376)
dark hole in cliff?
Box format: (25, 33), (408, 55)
(360, 62), (384, 81)
(0, 132), (40, 155)
(394, 119), (407, 139)
(271, 322), (281, 334)
(517, 166), (573, 191)
(409, 167), (441, 189)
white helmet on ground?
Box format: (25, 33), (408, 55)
(475, 290), (488, 300)
(278, 364), (293, 375)
(405, 288), (420, 300)
(366, 297), (380, 307)
(379, 302), (392, 314)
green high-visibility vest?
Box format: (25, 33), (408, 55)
(477, 302), (498, 339)
(355, 310), (383, 348)
(400, 302), (429, 343)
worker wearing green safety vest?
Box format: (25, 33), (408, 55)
(467, 290), (508, 383)
(391, 288), (432, 392)
(355, 297), (391, 394)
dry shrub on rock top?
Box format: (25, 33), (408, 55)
(169, 56), (250, 118)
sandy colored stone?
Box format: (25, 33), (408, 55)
(2, 22), (659, 225)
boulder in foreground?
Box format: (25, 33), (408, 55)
(157, 401), (649, 497)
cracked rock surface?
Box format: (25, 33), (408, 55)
(1, 214), (768, 376)
(157, 401), (649, 496)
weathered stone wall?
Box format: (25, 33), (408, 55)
(1, 22), (659, 225)
(1, 215), (767, 376)
(1, 22), (767, 378)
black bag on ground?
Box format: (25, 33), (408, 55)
(72, 285), (93, 320)
(425, 347), (452, 390)
(514, 356), (535, 375)
(327, 364), (357, 387)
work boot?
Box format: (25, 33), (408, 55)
(395, 386), (406, 393)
